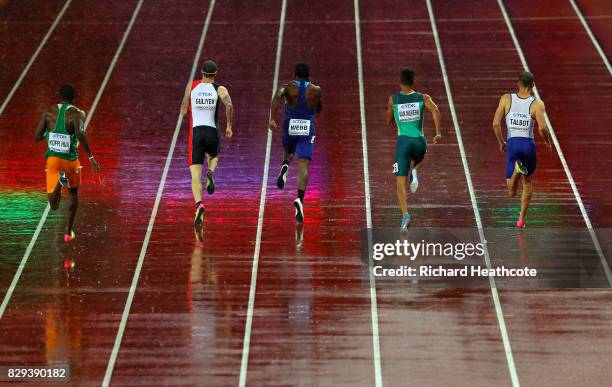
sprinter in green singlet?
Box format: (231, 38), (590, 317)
(34, 84), (100, 242)
(387, 68), (442, 230)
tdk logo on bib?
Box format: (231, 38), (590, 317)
(48, 132), (70, 153)
(509, 112), (530, 128)
(288, 119), (311, 136)
(195, 92), (216, 110)
(398, 103), (420, 122)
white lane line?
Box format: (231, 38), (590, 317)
(497, 0), (612, 286)
(0, 0), (145, 321)
(100, 1), (216, 385)
(0, 205), (50, 319)
(84, 0), (144, 130)
(205, 14), (612, 26)
(425, 1), (520, 386)
(0, 0), (73, 116)
(238, 0), (287, 386)
(568, 0), (612, 75)
(353, 1), (382, 386)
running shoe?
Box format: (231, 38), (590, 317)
(59, 171), (69, 188)
(194, 202), (205, 225)
(516, 219), (525, 228)
(400, 213), (411, 230)
(294, 198), (304, 224)
(410, 169), (419, 193)
(64, 230), (76, 243)
(515, 160), (528, 176)
(63, 258), (76, 270)
(277, 163), (289, 189)
(206, 171), (215, 195)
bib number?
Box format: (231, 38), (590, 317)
(48, 132), (71, 153)
(288, 119), (311, 136)
(397, 102), (420, 123)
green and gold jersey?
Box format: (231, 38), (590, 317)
(392, 91), (425, 137)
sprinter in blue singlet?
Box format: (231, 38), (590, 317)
(269, 63), (322, 224)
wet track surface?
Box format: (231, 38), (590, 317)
(1, 0), (611, 386)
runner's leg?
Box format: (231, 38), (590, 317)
(395, 136), (410, 217)
(207, 154), (219, 172)
(519, 175), (533, 222)
(48, 183), (62, 210)
(396, 176), (408, 216)
(190, 164), (203, 203)
(277, 136), (295, 189)
(66, 187), (78, 235)
(296, 158), (309, 192)
(507, 171), (521, 197)
(284, 151), (294, 164)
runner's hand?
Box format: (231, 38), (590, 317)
(269, 119), (277, 130)
(90, 157), (100, 173)
(226, 127), (233, 138)
(499, 141), (506, 153)
(433, 134), (442, 144)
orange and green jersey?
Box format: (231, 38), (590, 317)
(45, 103), (78, 161)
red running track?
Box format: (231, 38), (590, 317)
(247, 1), (375, 384)
(361, 1), (511, 385)
(0, 0), (611, 386)
(0, 0), (67, 103)
(0, 0), (213, 384)
(433, 0), (612, 385)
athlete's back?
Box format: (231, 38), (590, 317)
(284, 81), (321, 112)
(189, 80), (220, 129)
(43, 103), (85, 136)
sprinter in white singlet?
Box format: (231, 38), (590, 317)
(492, 71), (552, 228)
(181, 60), (234, 225)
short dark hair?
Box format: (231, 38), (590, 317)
(202, 60), (218, 75)
(59, 84), (76, 101)
(295, 63), (310, 79)
(518, 71), (534, 89)
(400, 68), (415, 86)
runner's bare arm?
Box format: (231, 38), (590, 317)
(180, 82), (191, 117)
(386, 96), (395, 127)
(533, 99), (552, 150)
(73, 110), (100, 172)
(312, 84), (322, 113)
(34, 111), (48, 142)
(424, 94), (442, 144)
(218, 86), (233, 138)
(493, 94), (509, 152)
(269, 84), (288, 130)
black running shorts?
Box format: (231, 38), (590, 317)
(189, 125), (221, 165)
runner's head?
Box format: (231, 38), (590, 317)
(518, 71), (535, 91)
(400, 68), (415, 87)
(58, 84), (76, 103)
(202, 60), (218, 78)
(295, 63), (310, 80)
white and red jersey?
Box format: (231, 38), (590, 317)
(189, 80), (220, 128)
